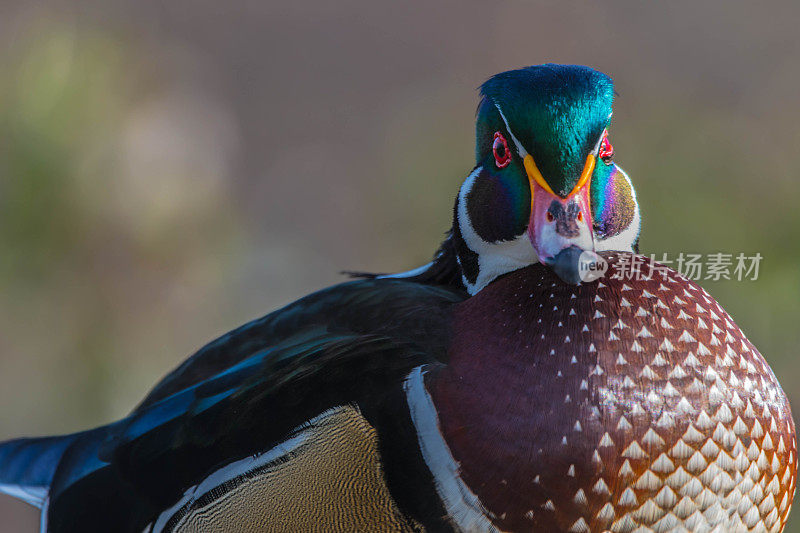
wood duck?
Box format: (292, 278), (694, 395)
(0, 64), (794, 533)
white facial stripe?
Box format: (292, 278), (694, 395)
(592, 111), (613, 155)
(493, 102), (528, 158)
(496, 101), (611, 162)
(456, 166), (537, 294)
(404, 367), (498, 532)
(592, 131), (604, 156)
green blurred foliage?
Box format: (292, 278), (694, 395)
(1, 27), (122, 280)
(0, 24), (127, 429)
(0, 19), (242, 438)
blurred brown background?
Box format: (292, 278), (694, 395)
(1, 1), (799, 530)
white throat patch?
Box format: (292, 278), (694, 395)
(456, 166), (538, 295)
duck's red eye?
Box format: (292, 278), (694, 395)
(598, 129), (614, 163)
(493, 132), (511, 168)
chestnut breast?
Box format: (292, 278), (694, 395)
(430, 252), (796, 532)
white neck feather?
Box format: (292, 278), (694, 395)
(457, 167), (538, 295)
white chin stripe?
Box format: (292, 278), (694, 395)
(404, 367), (498, 532)
(457, 167), (538, 295)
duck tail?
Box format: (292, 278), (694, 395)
(0, 434), (75, 509)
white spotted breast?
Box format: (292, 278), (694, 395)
(428, 252), (796, 532)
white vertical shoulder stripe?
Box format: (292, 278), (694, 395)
(404, 367), (499, 533)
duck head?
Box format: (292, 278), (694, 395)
(452, 64), (640, 293)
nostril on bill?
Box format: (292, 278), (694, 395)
(548, 200), (580, 238)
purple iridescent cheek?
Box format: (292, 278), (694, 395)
(591, 164), (636, 239)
